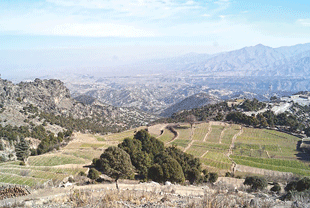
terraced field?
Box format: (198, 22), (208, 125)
(0, 131), (125, 187)
(233, 128), (300, 159)
(162, 122), (238, 172)
(157, 129), (175, 144)
(0, 161), (84, 186)
(162, 122), (308, 176)
(231, 127), (309, 176)
(193, 123), (210, 141)
(1, 122), (308, 187)
(100, 126), (146, 142)
(206, 125), (225, 143)
(221, 125), (241, 145)
(170, 124), (193, 150)
(231, 155), (310, 176)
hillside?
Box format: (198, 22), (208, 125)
(160, 92), (219, 117)
(0, 78), (158, 163)
(0, 122), (309, 207)
(0, 78), (157, 131)
(2, 121), (308, 187)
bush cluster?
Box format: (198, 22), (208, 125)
(93, 130), (213, 185)
(243, 176), (268, 191)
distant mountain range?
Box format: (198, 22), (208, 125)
(33, 43), (310, 116)
(162, 43), (310, 77)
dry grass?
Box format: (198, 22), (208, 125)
(60, 185), (288, 208)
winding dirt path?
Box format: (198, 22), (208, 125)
(148, 124), (168, 138)
(166, 126), (179, 145)
(227, 126), (243, 157)
(184, 126), (195, 152)
(226, 126), (243, 173)
(203, 123), (212, 142)
(184, 140), (195, 152)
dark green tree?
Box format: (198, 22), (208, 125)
(148, 163), (164, 183)
(118, 138), (142, 156)
(97, 146), (135, 189)
(161, 156), (185, 183)
(88, 168), (100, 180)
(153, 153), (185, 183)
(131, 151), (152, 179)
(15, 138), (30, 162)
(187, 168), (201, 184)
(165, 146), (201, 180)
(134, 130), (164, 159)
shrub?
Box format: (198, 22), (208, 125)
(68, 177), (75, 183)
(285, 181), (298, 192)
(203, 174), (209, 183)
(270, 182), (281, 192)
(225, 172), (232, 177)
(88, 168), (100, 180)
(186, 168), (201, 184)
(20, 170), (29, 176)
(208, 172), (218, 183)
(244, 176), (267, 191)
(202, 169), (208, 176)
(79, 171), (86, 176)
(297, 177), (310, 192)
(283, 189), (310, 201)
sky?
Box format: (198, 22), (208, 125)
(1, 0), (310, 80)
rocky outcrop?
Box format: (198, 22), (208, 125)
(0, 78), (157, 131)
(0, 139), (16, 162)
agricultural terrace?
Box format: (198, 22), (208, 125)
(157, 128), (175, 144)
(233, 128), (300, 159)
(206, 125), (225, 143)
(100, 126), (146, 142)
(164, 122), (308, 176)
(192, 123), (210, 141)
(164, 122), (238, 172)
(232, 127), (310, 176)
(170, 124), (193, 150)
(0, 130), (127, 187)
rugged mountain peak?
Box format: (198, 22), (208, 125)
(0, 78), (73, 112)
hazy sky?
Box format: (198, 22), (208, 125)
(1, 0), (310, 80)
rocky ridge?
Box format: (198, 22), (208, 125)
(0, 78), (157, 131)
